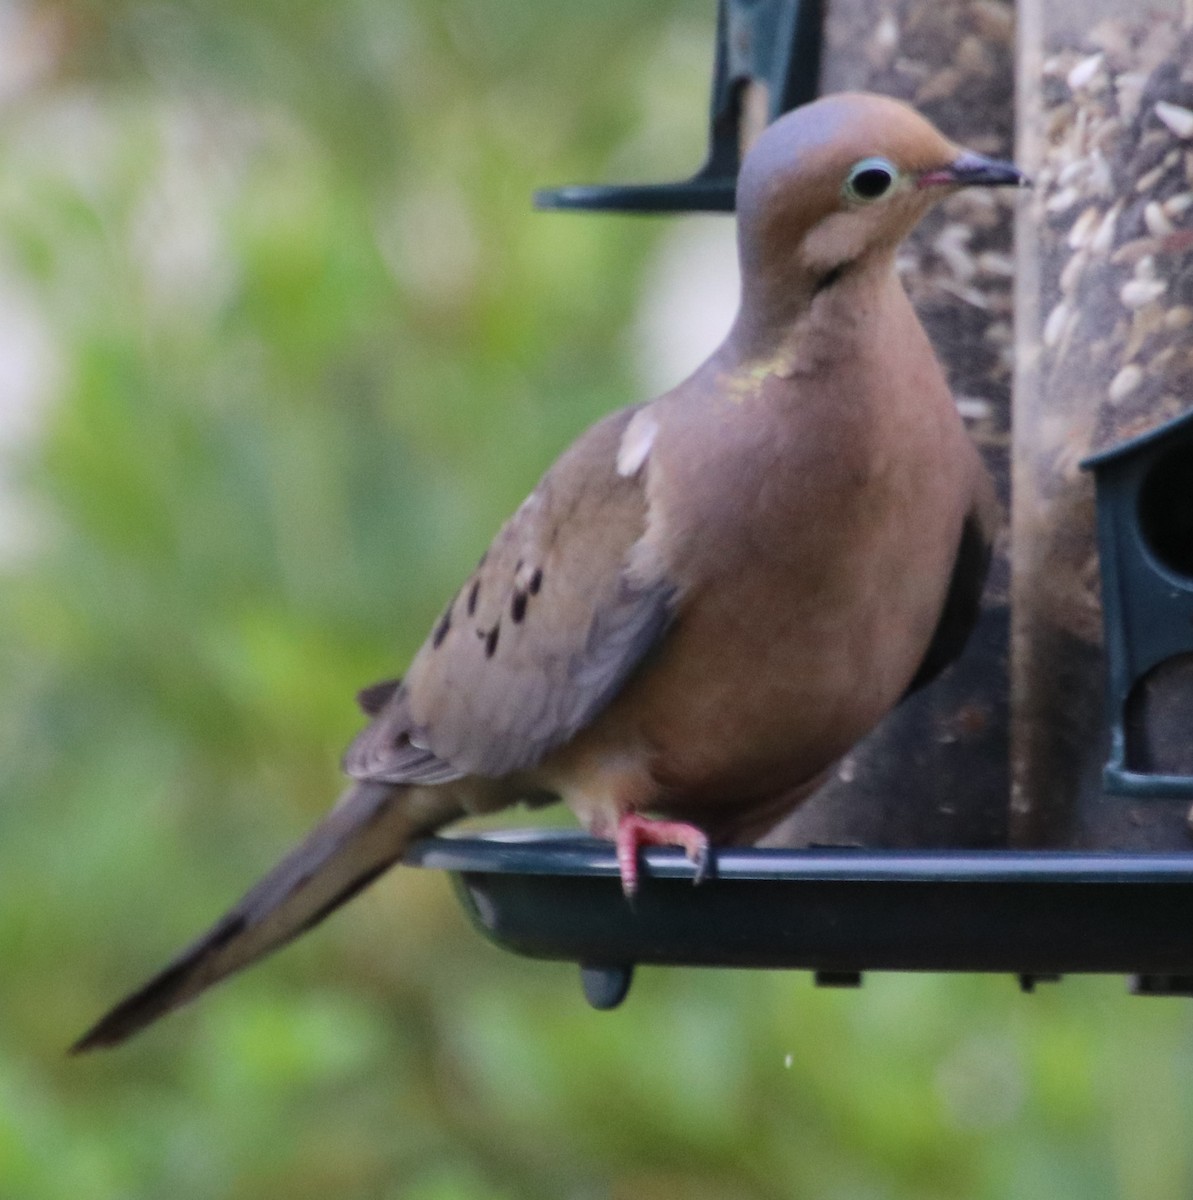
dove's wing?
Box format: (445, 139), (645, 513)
(903, 478), (998, 698)
(344, 405), (676, 782)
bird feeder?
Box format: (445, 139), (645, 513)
(1082, 411), (1193, 796)
(404, 0), (1193, 1007)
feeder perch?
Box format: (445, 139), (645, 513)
(1082, 409), (1193, 797)
(534, 0), (822, 213)
(404, 831), (1193, 1008)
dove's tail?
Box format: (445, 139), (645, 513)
(71, 781), (463, 1053)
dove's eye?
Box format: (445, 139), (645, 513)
(843, 157), (897, 203)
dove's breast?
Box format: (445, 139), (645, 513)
(573, 275), (989, 828)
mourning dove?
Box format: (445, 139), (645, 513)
(74, 92), (1022, 1051)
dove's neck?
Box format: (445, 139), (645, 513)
(728, 244), (902, 370)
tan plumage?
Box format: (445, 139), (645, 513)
(74, 92), (1019, 1051)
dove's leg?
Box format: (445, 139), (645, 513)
(615, 813), (710, 897)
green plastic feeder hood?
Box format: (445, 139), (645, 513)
(1082, 407), (1193, 796)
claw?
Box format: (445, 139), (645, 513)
(614, 813), (711, 897)
(691, 839), (712, 886)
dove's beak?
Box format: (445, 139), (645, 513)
(918, 150), (1029, 189)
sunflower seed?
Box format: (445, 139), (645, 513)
(1145, 201), (1175, 236)
(1109, 363), (1144, 402)
(1121, 278), (1167, 308)
(1067, 205), (1100, 248)
(1163, 192), (1193, 218)
(1067, 53), (1104, 91)
(1044, 301), (1073, 348)
(1155, 100), (1193, 139)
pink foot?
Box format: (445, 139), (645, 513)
(614, 813), (711, 897)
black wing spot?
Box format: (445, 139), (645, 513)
(485, 625), (500, 657)
(467, 578), (481, 616)
(511, 591), (527, 623)
(528, 567), (543, 595)
(432, 602), (453, 649)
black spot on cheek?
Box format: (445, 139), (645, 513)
(529, 567), (543, 595)
(813, 260), (850, 296)
(467, 578), (481, 616)
(511, 591), (527, 623)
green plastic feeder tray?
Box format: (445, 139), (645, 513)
(405, 831), (1193, 1007)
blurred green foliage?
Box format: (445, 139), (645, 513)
(2, 2), (1193, 1197)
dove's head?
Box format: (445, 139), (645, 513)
(734, 92), (1023, 322)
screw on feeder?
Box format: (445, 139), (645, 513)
(580, 963), (634, 1010)
(534, 0), (824, 214)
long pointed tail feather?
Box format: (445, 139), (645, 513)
(72, 781), (462, 1053)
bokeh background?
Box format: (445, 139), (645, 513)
(3, 1), (1193, 1196)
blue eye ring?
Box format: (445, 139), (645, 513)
(843, 157), (898, 203)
